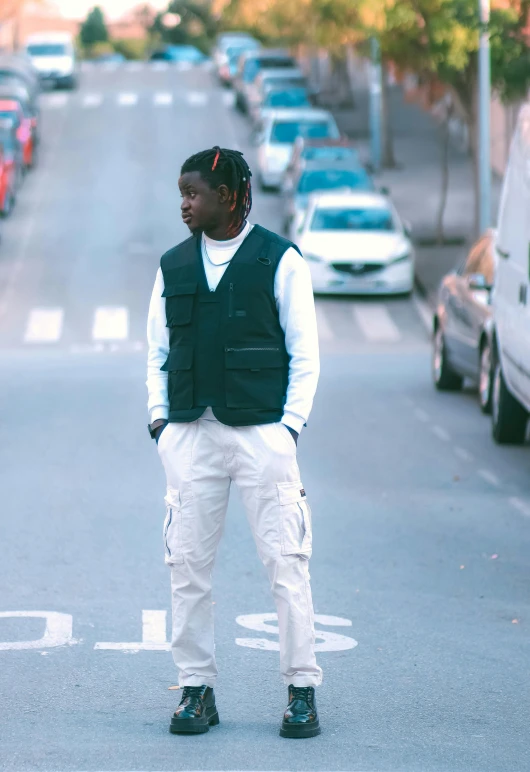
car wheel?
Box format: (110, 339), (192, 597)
(479, 340), (493, 414)
(432, 327), (463, 390)
(491, 360), (528, 444)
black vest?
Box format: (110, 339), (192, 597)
(159, 225), (299, 426)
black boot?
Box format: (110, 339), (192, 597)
(280, 685), (320, 738)
(169, 685), (219, 734)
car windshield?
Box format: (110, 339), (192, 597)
(303, 146), (359, 163)
(263, 77), (306, 91)
(311, 207), (396, 231)
(298, 168), (373, 194)
(27, 44), (66, 56)
(265, 89), (310, 108)
(270, 120), (335, 144)
(243, 57), (294, 83)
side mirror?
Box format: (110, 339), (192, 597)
(467, 273), (491, 291)
(403, 220), (412, 237)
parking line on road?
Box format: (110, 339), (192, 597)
(478, 469), (501, 487)
(509, 497), (530, 518)
(454, 446), (474, 462)
(412, 293), (433, 335)
(186, 91), (208, 107)
(42, 93), (69, 109)
(432, 425), (450, 441)
(314, 304), (334, 341)
(24, 308), (63, 343)
(92, 307), (129, 341)
(117, 92), (138, 106)
(82, 94), (103, 108)
(352, 304), (401, 342)
(154, 92), (173, 106)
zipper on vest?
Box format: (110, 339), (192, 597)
(225, 347), (280, 352)
(229, 283), (234, 318)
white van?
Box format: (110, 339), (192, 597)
(24, 32), (78, 89)
(491, 103), (530, 443)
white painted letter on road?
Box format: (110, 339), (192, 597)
(0, 611), (79, 651)
(95, 610), (170, 652)
(235, 613), (358, 652)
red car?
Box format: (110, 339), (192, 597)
(0, 121), (20, 216)
(0, 93), (37, 170)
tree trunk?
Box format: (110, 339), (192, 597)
(381, 61), (396, 168)
(436, 100), (453, 244)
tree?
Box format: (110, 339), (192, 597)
(80, 6), (109, 48)
(152, 0), (217, 48)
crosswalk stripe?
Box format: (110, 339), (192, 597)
(125, 61), (143, 72)
(82, 94), (103, 108)
(117, 92), (138, 106)
(24, 308), (63, 343)
(150, 61), (168, 72)
(314, 304), (334, 342)
(352, 304), (401, 342)
(154, 92), (173, 106)
(42, 93), (69, 109)
(92, 307), (129, 341)
(186, 91), (208, 106)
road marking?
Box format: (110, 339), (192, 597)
(478, 469), (501, 487)
(82, 93), (103, 108)
(175, 61), (193, 71)
(42, 93), (69, 109)
(432, 425), (450, 441)
(186, 91), (208, 107)
(412, 293), (433, 335)
(150, 61), (168, 71)
(95, 610), (170, 651)
(352, 304), (401, 343)
(454, 446), (474, 462)
(414, 407), (429, 422)
(314, 304), (334, 341)
(222, 91), (236, 107)
(154, 92), (173, 106)
(117, 92), (137, 106)
(125, 61), (143, 72)
(92, 307), (128, 341)
(509, 497), (530, 518)
(24, 308), (63, 343)
(0, 611), (78, 651)
(103, 61), (120, 72)
(235, 613), (358, 652)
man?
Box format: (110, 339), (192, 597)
(146, 146), (322, 738)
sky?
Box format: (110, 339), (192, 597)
(51, 1), (168, 21)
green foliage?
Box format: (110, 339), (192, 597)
(112, 38), (148, 61)
(152, 0), (217, 49)
(80, 6), (109, 48)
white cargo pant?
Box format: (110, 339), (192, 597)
(157, 410), (322, 688)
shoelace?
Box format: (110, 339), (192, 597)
(181, 686), (205, 701)
(290, 686), (312, 702)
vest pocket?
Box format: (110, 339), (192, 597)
(277, 481), (312, 558)
(161, 345), (193, 410)
(163, 486), (184, 565)
(163, 282), (197, 327)
(224, 346), (285, 409)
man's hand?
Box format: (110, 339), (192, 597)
(285, 425), (299, 446)
(151, 419), (168, 443)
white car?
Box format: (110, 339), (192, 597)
(24, 32), (78, 89)
(256, 108), (340, 190)
(294, 192), (414, 295)
(248, 67), (306, 119)
(490, 102), (530, 444)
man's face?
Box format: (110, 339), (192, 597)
(178, 171), (228, 234)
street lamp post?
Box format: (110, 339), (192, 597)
(369, 37), (382, 173)
(478, 0), (491, 233)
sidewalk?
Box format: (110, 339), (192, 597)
(327, 86), (503, 306)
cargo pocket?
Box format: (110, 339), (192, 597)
(161, 345), (193, 410)
(163, 486), (184, 566)
(277, 481), (312, 558)
(225, 346), (285, 409)
(163, 282), (197, 327)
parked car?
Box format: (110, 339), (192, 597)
(233, 50), (297, 113)
(149, 45), (207, 65)
(284, 159), (376, 238)
(255, 108), (340, 189)
(213, 34), (260, 86)
(252, 86), (311, 129)
(0, 80), (40, 147)
(294, 191), (414, 295)
(0, 54), (40, 101)
(289, 137), (361, 172)
(432, 229), (496, 411)
(249, 70), (310, 124)
(489, 103), (530, 444)
(0, 93), (36, 170)
(0, 119), (20, 215)
(24, 32), (78, 89)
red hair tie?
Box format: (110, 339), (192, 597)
(211, 148), (221, 170)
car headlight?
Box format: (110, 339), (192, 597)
(303, 253), (323, 263)
(390, 252), (411, 264)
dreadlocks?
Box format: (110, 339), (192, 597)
(181, 146), (252, 238)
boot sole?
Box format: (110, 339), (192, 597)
(169, 708), (219, 734)
(280, 719), (321, 739)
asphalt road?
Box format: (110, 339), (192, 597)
(0, 62), (529, 772)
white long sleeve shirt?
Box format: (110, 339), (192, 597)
(146, 222), (320, 434)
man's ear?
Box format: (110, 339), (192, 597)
(217, 183), (230, 204)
